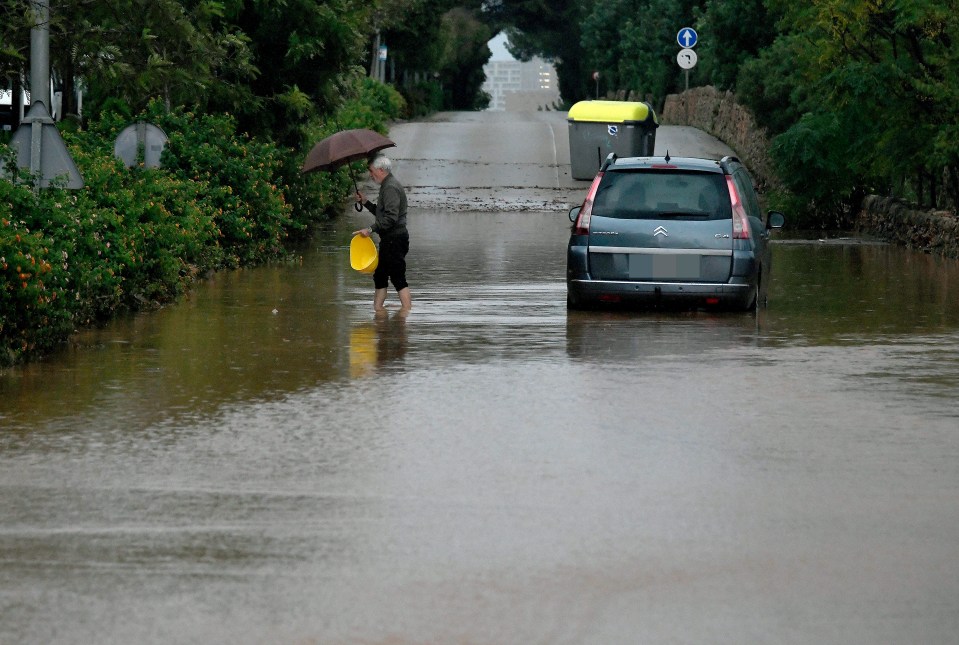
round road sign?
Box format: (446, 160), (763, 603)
(677, 27), (698, 48)
(677, 48), (698, 70)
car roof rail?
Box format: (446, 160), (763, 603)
(601, 152), (617, 171)
(719, 155), (741, 172)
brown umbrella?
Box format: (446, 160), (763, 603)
(302, 128), (395, 210)
(302, 128), (395, 173)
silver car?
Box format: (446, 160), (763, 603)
(567, 154), (785, 311)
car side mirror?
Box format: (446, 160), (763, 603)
(569, 206), (581, 223)
(767, 211), (785, 229)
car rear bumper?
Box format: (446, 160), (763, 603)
(567, 278), (753, 309)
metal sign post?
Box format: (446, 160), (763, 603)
(677, 48), (698, 90)
(676, 28), (699, 88)
(378, 44), (388, 83)
(676, 28), (699, 124)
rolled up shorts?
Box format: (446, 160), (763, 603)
(373, 234), (410, 291)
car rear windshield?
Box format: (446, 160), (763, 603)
(591, 169), (731, 220)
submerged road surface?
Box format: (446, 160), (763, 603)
(1, 111), (959, 644)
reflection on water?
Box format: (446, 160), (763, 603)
(766, 242), (959, 341)
(0, 247), (353, 434)
(349, 323), (378, 377)
(349, 310), (409, 378)
(565, 309), (764, 363)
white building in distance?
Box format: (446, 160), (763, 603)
(482, 34), (560, 112)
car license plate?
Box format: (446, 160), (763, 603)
(629, 253), (701, 279)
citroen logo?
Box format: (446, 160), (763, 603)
(653, 226), (668, 237)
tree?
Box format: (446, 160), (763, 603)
(578, 0), (709, 105)
(735, 32), (813, 135)
(579, 0), (630, 94)
(377, 0), (444, 79)
(485, 0), (591, 104)
(2, 0), (378, 143)
(230, 0), (372, 143)
(765, 0), (959, 212)
(436, 7), (492, 109)
(0, 0), (30, 124)
(53, 0), (258, 119)
(694, 0), (778, 91)
(617, 0), (700, 102)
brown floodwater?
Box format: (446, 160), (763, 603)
(6, 101), (959, 644)
(2, 209), (958, 644)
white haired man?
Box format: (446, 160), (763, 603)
(353, 155), (412, 312)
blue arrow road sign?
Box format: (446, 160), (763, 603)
(677, 27), (698, 48)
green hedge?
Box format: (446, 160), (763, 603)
(1, 81), (406, 367)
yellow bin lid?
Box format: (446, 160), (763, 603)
(567, 100), (657, 124)
(350, 235), (379, 274)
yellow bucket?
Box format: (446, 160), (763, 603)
(350, 234), (378, 274)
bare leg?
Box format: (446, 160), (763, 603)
(398, 287), (412, 311)
(374, 288), (388, 311)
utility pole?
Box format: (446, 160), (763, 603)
(370, 31), (380, 78)
(30, 0), (51, 110)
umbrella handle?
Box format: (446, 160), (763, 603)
(349, 166), (363, 212)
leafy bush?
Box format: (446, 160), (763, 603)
(84, 102), (296, 267)
(64, 148), (223, 314)
(354, 78), (407, 122)
(1, 78), (404, 367)
(401, 80), (444, 118)
(770, 112), (865, 228)
(0, 175), (75, 365)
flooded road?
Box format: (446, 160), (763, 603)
(2, 112), (959, 644)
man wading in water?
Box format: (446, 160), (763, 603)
(353, 154), (412, 313)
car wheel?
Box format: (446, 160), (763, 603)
(567, 289), (589, 311)
(755, 270), (768, 309)
(743, 279), (760, 313)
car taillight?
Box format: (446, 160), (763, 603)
(726, 176), (751, 240)
(573, 173), (603, 236)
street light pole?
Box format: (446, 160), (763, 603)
(3, 0), (84, 191)
(30, 0), (50, 109)
(370, 31), (380, 79)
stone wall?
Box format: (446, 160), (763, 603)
(661, 86), (780, 193)
(857, 195), (959, 259)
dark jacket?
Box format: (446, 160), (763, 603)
(364, 173), (408, 238)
